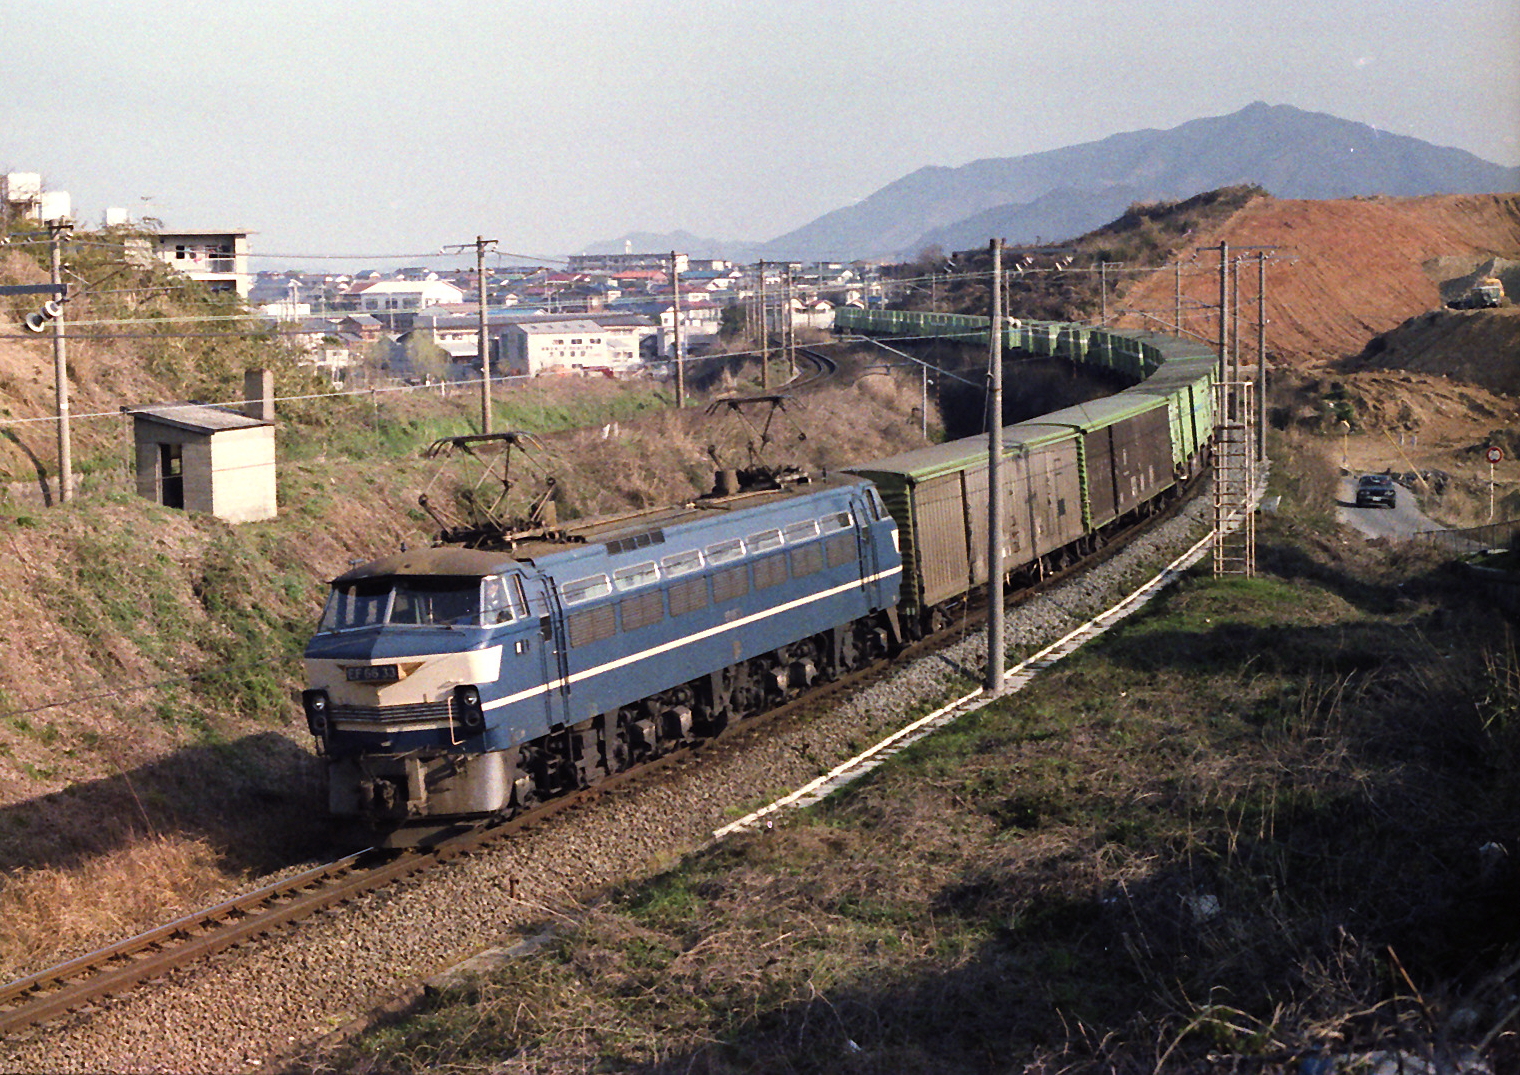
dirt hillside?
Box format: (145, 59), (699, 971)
(1346, 306), (1520, 396)
(1108, 193), (1520, 521)
(1114, 193), (1520, 364)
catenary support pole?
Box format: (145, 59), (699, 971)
(476, 236), (493, 434)
(1231, 254), (1241, 388)
(785, 266), (795, 377)
(1174, 260), (1182, 337)
(758, 260), (769, 391)
(1217, 240), (1228, 385)
(1257, 252), (1268, 462)
(986, 238), (1005, 696)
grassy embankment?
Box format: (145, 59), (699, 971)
(305, 433), (1520, 1074)
(0, 234), (938, 981)
(0, 374), (696, 978)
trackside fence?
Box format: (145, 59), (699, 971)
(1413, 519), (1520, 555)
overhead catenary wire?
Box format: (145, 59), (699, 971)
(5, 234), (573, 267)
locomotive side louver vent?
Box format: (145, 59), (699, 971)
(606, 530), (666, 555)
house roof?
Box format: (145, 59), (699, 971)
(509, 319), (605, 335)
(154, 229), (253, 239)
(344, 279), (465, 296)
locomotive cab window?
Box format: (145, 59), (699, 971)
(320, 575), (492, 631)
(320, 581), (390, 632)
(480, 574), (524, 625)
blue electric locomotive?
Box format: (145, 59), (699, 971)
(301, 473), (901, 834)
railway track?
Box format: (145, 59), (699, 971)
(0, 476), (1202, 1037)
(789, 346), (838, 389)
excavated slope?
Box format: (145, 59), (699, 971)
(1114, 193), (1520, 364)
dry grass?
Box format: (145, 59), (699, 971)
(294, 449), (1520, 1074)
(0, 834), (233, 977)
(0, 353), (937, 988)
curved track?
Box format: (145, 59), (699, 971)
(787, 346), (838, 390)
(0, 472), (1201, 1036)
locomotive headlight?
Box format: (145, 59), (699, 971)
(453, 685), (486, 735)
(302, 690), (330, 736)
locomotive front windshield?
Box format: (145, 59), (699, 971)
(319, 574), (520, 631)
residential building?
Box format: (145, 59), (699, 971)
(567, 252), (671, 273)
(2, 173), (71, 225)
(342, 278), (466, 312)
(154, 230), (253, 297)
(499, 318), (653, 377)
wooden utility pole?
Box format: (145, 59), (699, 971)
(51, 223), (73, 503)
(986, 238), (1005, 696)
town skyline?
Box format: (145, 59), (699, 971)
(4, 1), (1517, 266)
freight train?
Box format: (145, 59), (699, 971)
(299, 311), (1218, 840)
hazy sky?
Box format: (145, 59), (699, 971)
(4, 1), (1517, 269)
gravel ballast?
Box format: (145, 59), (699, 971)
(2, 495), (1216, 1074)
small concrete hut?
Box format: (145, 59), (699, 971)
(125, 371), (277, 523)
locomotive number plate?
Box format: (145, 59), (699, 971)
(346, 664), (400, 683)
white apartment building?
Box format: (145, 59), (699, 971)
(155, 230), (253, 297)
(499, 319), (650, 377)
(344, 279), (466, 312)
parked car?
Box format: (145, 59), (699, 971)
(1355, 473), (1397, 508)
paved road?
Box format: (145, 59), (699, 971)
(1336, 474), (1441, 540)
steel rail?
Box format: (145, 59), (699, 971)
(0, 736), (697, 1035)
(0, 474), (1204, 1037)
(0, 850), (397, 1035)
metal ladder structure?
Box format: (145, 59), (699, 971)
(1213, 380), (1257, 577)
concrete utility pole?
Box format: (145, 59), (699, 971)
(445, 236), (498, 433)
(785, 266), (796, 377)
(757, 260), (769, 391)
(986, 238), (1005, 697)
(1257, 252), (1268, 461)
(671, 250), (685, 408)
(1216, 240), (1229, 385)
(1174, 261), (1182, 337)
(51, 222), (73, 503)
(476, 236), (494, 434)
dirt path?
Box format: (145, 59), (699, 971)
(1336, 472), (1441, 540)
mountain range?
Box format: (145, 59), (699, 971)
(582, 102), (1519, 263)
